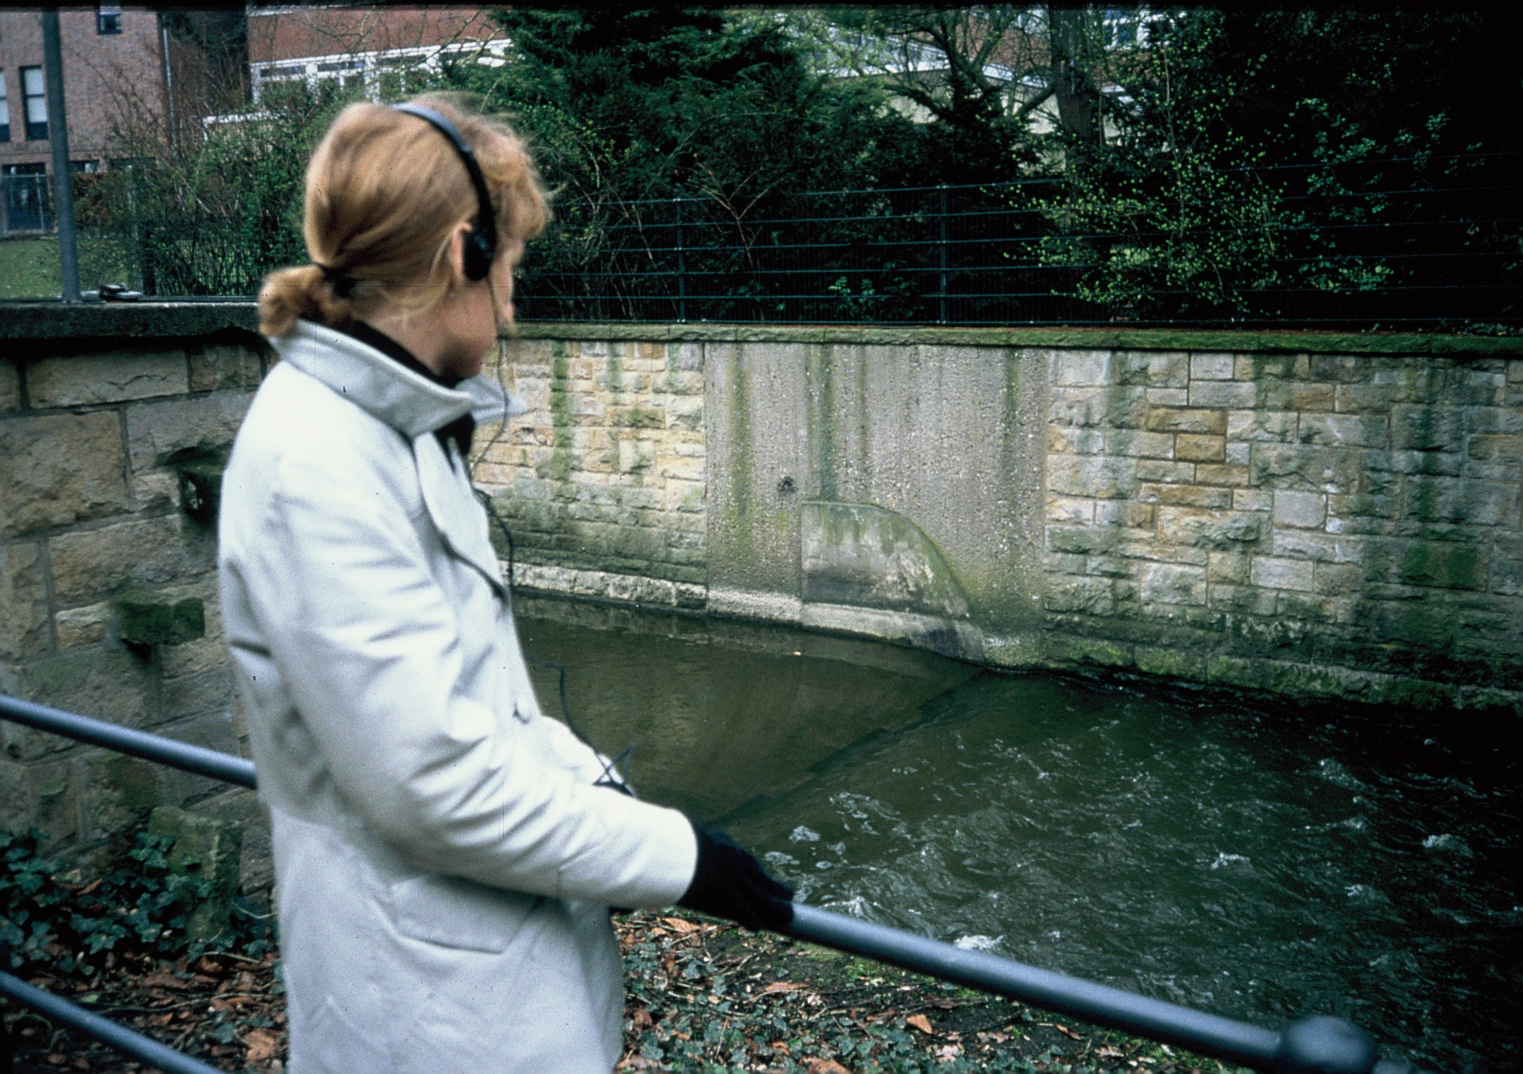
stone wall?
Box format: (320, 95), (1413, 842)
(477, 336), (709, 606)
(488, 324), (1521, 714)
(1040, 348), (1522, 708)
(1, 304), (270, 882)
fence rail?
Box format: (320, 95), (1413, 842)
(0, 692), (1425, 1074)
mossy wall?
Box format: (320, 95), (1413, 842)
(501, 324), (1522, 714)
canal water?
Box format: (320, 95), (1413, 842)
(517, 598), (1519, 1074)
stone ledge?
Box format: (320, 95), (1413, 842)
(0, 301), (260, 343)
(511, 322), (1523, 359)
(4, 303), (1515, 357)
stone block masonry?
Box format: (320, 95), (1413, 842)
(1, 312), (272, 888)
(488, 324), (1520, 715)
(476, 337), (708, 589)
(1041, 348), (1522, 708)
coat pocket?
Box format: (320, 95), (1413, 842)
(386, 873), (540, 953)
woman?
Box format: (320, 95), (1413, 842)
(219, 96), (791, 1073)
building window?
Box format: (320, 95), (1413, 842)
(3, 162), (51, 232)
(0, 71), (10, 143)
(22, 66), (46, 141)
(97, 5), (122, 35)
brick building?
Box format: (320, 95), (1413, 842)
(0, 7), (243, 236)
(245, 6), (505, 104)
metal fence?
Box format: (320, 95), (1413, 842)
(5, 151), (1518, 330)
(516, 152), (1520, 329)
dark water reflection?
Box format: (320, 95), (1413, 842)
(517, 599), (1519, 1074)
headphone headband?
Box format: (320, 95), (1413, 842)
(392, 102), (498, 281)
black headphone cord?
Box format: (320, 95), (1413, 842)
(474, 486), (637, 796)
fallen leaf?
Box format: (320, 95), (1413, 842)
(139, 972), (189, 990)
(936, 1044), (963, 1060)
(931, 998), (957, 1010)
(1097, 1046), (1125, 1058)
(245, 1028), (282, 1064)
(662, 917), (700, 933)
(906, 1014), (934, 1034)
(628, 1006), (654, 1032)
(763, 981), (808, 994)
(1056, 1024), (1083, 1041)
(805, 1060), (852, 1074)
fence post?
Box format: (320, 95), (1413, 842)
(938, 182), (949, 325)
(41, 10), (81, 302)
(41, 11), (82, 301)
(675, 197), (687, 324)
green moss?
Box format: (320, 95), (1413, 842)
(1399, 541), (1480, 590)
(808, 342), (837, 501)
(726, 352), (753, 565)
(116, 590), (205, 647)
(1046, 635), (1135, 668)
(617, 406), (663, 429)
(1134, 645), (1206, 681)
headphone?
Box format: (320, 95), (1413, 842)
(392, 103), (498, 282)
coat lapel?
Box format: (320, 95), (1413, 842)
(414, 436), (507, 597)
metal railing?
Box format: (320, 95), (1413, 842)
(0, 692), (1424, 1074)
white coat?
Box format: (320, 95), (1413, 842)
(218, 320), (698, 1073)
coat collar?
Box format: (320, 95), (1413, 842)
(271, 320), (528, 438)
(273, 319), (517, 597)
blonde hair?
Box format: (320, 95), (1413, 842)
(258, 94), (550, 338)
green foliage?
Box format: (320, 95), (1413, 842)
(0, 828), (271, 977)
(1034, 9), (1518, 321)
(1036, 13), (1283, 318)
(439, 8), (924, 318)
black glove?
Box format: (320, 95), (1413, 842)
(678, 823), (795, 932)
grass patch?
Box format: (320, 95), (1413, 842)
(0, 235), (138, 298)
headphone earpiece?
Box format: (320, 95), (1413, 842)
(462, 229), (494, 282)
(392, 103), (498, 283)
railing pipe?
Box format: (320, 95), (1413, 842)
(0, 695), (256, 789)
(0, 695), (1425, 1074)
(0, 966), (228, 1074)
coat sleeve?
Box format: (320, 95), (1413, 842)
(234, 446), (697, 910)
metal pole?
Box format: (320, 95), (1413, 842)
(788, 906), (1412, 1073)
(0, 969), (229, 1074)
(40, 10), (81, 302)
(675, 197), (687, 324)
(0, 695), (257, 789)
(938, 182), (949, 325)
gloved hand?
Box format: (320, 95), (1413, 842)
(678, 823), (795, 932)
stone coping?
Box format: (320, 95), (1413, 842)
(1, 300), (1518, 357)
(0, 300), (260, 342)
(511, 321), (1523, 358)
